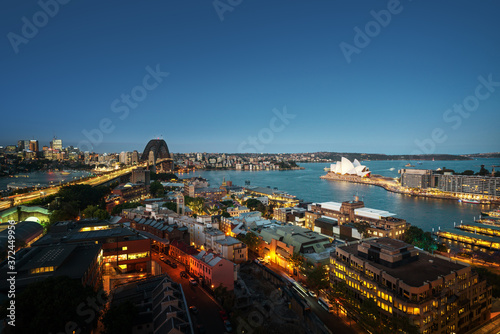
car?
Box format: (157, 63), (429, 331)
(223, 320), (233, 332)
(169, 262), (177, 268)
(159, 255), (165, 261)
(189, 278), (198, 286)
(308, 290), (317, 298)
(189, 306), (198, 314)
(180, 271), (188, 278)
(219, 310), (228, 320)
(164, 259), (171, 265)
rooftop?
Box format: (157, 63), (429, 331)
(339, 242), (467, 287)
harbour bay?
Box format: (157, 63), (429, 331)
(192, 158), (500, 233)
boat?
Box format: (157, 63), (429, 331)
(458, 199), (481, 204)
(405, 163), (415, 167)
(481, 209), (500, 218)
(324, 167), (330, 172)
(61, 171), (71, 175)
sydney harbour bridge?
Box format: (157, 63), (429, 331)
(141, 139), (174, 173)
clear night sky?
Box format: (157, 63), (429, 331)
(1, 0), (499, 154)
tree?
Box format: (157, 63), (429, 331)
(352, 220), (370, 238)
(244, 198), (266, 213)
(56, 184), (109, 211)
(49, 201), (79, 223)
(304, 264), (329, 292)
(403, 226), (437, 252)
(185, 196), (205, 214)
(111, 202), (141, 215)
(288, 252), (305, 272)
(1, 276), (105, 334)
(237, 232), (260, 251)
(149, 181), (165, 197)
(477, 165), (490, 176)
(82, 205), (110, 220)
(162, 202), (178, 212)
(151, 172), (179, 181)
(102, 300), (137, 334)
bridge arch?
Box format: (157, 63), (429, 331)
(141, 139), (171, 161)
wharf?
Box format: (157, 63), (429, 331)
(320, 172), (499, 204)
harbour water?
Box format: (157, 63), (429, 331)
(190, 158), (500, 233)
(0, 170), (92, 191)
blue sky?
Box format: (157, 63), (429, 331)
(1, 0), (499, 154)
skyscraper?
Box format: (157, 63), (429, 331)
(29, 140), (39, 152)
(50, 137), (63, 150)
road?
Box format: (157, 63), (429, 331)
(0, 163), (151, 211)
(256, 258), (361, 334)
(152, 251), (228, 334)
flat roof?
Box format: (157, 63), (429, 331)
(460, 221), (500, 232)
(318, 202), (342, 212)
(438, 228), (500, 243)
(340, 243), (466, 287)
(355, 207), (396, 219)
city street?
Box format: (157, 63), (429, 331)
(152, 251), (227, 334)
(254, 256), (362, 334)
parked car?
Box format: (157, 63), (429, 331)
(219, 310), (228, 321)
(180, 271), (188, 278)
(164, 259), (171, 265)
(223, 320), (233, 332)
(189, 306), (199, 314)
(160, 255), (165, 261)
(169, 262), (177, 268)
(189, 278), (198, 286)
(308, 290), (317, 298)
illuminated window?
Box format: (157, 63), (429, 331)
(122, 246), (128, 251)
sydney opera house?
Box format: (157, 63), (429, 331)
(330, 157), (371, 177)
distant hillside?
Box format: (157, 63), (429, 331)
(313, 152), (471, 161)
(462, 153), (500, 159)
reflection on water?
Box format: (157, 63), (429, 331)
(0, 170), (92, 190)
(190, 159), (499, 232)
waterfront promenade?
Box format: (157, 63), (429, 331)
(320, 172), (500, 205)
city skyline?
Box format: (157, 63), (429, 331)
(2, 1), (500, 154)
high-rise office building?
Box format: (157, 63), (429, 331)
(29, 140), (39, 152)
(331, 238), (492, 334)
(50, 137), (63, 150)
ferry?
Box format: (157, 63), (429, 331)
(481, 209), (500, 218)
(405, 163), (415, 167)
(458, 199), (481, 204)
(324, 167), (330, 172)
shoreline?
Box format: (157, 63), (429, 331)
(320, 172), (500, 205)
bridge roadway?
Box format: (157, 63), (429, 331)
(0, 159), (169, 212)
